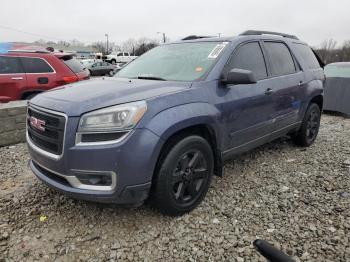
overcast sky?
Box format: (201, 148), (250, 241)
(1, 0), (349, 47)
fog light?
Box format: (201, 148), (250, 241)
(75, 173), (112, 186)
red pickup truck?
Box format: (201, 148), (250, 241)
(0, 49), (90, 102)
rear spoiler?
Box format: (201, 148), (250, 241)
(312, 49), (325, 68)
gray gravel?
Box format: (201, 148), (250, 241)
(1, 114), (350, 261)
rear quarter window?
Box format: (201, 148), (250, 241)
(0, 56), (24, 74)
(293, 43), (321, 69)
(61, 56), (85, 73)
(21, 57), (54, 73)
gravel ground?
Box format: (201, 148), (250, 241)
(0, 114), (349, 262)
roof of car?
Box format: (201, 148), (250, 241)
(174, 30), (305, 45)
(4, 50), (74, 58)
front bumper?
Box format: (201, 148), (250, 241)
(30, 160), (151, 204)
(27, 114), (163, 204)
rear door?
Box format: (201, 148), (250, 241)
(261, 41), (305, 133)
(0, 56), (27, 102)
(20, 57), (56, 93)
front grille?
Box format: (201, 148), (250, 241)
(27, 106), (66, 155)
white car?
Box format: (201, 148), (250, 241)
(104, 52), (137, 64)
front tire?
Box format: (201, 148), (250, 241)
(292, 103), (321, 147)
(150, 135), (214, 216)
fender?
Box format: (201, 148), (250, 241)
(145, 102), (224, 177)
(145, 102), (221, 143)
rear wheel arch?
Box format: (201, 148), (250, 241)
(309, 95), (323, 111)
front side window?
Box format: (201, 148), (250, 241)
(225, 42), (267, 80)
(117, 42), (228, 81)
(264, 42), (296, 76)
(0, 56), (24, 74)
(21, 57), (54, 73)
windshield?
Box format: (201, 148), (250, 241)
(116, 42), (228, 81)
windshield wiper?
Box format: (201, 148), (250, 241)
(137, 76), (166, 81)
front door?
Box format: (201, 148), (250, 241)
(213, 41), (275, 154)
(0, 56), (27, 102)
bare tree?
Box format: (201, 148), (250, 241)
(317, 39), (337, 64)
(91, 41), (116, 55)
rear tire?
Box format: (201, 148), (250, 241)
(149, 135), (214, 216)
(292, 103), (321, 147)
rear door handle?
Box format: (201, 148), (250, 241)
(265, 88), (274, 95)
(298, 81), (306, 86)
(11, 77), (23, 80)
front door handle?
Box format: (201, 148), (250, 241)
(265, 88), (274, 95)
(11, 77), (23, 80)
(298, 81), (306, 86)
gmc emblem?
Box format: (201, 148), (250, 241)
(29, 116), (46, 132)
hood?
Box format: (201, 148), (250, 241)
(30, 77), (190, 116)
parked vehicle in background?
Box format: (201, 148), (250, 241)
(79, 58), (102, 68)
(26, 30), (324, 216)
(111, 63), (126, 75)
(88, 61), (116, 76)
(104, 52), (137, 64)
(324, 62), (350, 116)
(0, 49), (90, 102)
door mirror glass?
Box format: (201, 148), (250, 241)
(223, 68), (257, 85)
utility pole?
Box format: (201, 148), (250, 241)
(105, 33), (109, 54)
(157, 32), (166, 43)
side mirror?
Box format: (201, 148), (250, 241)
(222, 68), (257, 85)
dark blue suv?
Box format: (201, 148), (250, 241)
(26, 31), (324, 216)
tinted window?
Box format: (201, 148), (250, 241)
(226, 42), (267, 80)
(124, 53), (129, 56)
(0, 56), (24, 74)
(117, 53), (123, 57)
(264, 42), (296, 76)
(61, 56), (85, 73)
(21, 57), (54, 73)
(293, 43), (320, 69)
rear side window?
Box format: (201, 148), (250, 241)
(21, 57), (54, 73)
(293, 43), (320, 69)
(226, 42), (267, 80)
(61, 56), (85, 73)
(0, 56), (24, 74)
(264, 42), (296, 76)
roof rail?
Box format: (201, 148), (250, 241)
(182, 35), (214, 41)
(240, 30), (299, 40)
(8, 50), (51, 54)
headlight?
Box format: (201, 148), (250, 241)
(78, 101), (147, 133)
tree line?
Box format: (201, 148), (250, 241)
(315, 39), (350, 64)
(33, 37), (350, 63)
(33, 37), (159, 56)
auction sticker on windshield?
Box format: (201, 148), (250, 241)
(208, 42), (228, 59)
